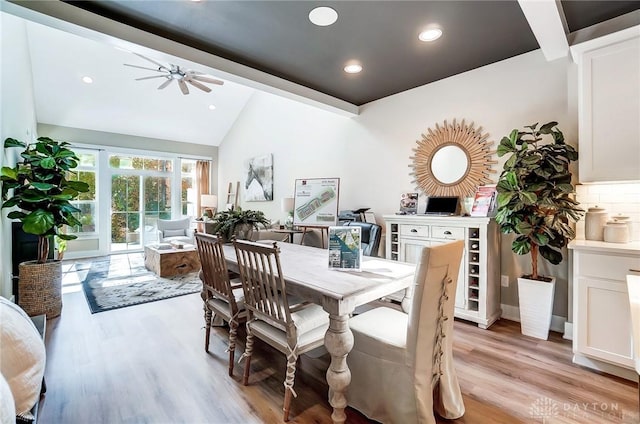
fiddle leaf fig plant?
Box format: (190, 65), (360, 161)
(495, 122), (584, 281)
(1, 137), (90, 263)
(210, 207), (270, 241)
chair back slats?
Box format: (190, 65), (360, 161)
(195, 233), (235, 306)
(234, 240), (292, 331)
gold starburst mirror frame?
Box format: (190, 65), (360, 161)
(409, 119), (496, 197)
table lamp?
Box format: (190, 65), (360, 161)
(281, 197), (295, 229)
(201, 194), (218, 219)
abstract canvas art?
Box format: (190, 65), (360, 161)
(244, 154), (273, 201)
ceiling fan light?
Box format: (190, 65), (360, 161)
(419, 28), (443, 42)
(309, 7), (338, 26)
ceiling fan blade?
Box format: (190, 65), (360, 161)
(186, 78), (212, 93)
(124, 63), (164, 72)
(133, 53), (170, 72)
(190, 75), (224, 85)
(178, 80), (189, 95)
(157, 79), (173, 90)
(135, 75), (168, 81)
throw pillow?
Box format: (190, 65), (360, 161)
(0, 297), (45, 419)
(163, 229), (186, 237)
(0, 372), (15, 424)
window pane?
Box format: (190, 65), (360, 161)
(181, 161), (195, 173)
(143, 158), (159, 171)
(111, 175), (139, 212)
(78, 153), (96, 167)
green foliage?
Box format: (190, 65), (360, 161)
(1, 137), (90, 263)
(495, 122), (584, 280)
(210, 207), (270, 241)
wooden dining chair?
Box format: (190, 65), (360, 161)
(346, 240), (465, 424)
(195, 232), (247, 376)
(232, 240), (329, 421)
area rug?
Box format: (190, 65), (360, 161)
(82, 265), (202, 314)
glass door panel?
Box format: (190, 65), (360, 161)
(111, 174), (141, 252)
(142, 176), (172, 246)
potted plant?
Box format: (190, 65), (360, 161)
(495, 122), (584, 339)
(210, 207), (270, 242)
(1, 137), (89, 317)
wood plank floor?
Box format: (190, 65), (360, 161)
(38, 291), (639, 423)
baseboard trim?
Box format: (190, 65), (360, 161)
(563, 322), (573, 340)
(500, 303), (567, 335)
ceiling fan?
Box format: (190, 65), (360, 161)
(124, 53), (224, 95)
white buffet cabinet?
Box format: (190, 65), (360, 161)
(383, 215), (501, 329)
(569, 240), (640, 381)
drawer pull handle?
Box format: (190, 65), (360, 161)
(630, 269), (640, 273)
(444, 231), (452, 235)
(411, 229), (418, 233)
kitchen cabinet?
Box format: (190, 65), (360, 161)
(384, 215), (500, 329)
(571, 26), (640, 183)
(569, 240), (640, 380)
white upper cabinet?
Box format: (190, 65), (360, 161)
(571, 26), (640, 183)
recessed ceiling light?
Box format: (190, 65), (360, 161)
(309, 7), (338, 26)
(208, 104), (216, 110)
(82, 76), (93, 84)
(419, 28), (443, 42)
(344, 63), (362, 74)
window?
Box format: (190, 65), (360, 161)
(67, 151), (98, 235)
(181, 159), (197, 217)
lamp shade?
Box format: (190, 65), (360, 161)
(201, 194), (218, 208)
(281, 197), (294, 212)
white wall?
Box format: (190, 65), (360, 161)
(1, 13), (39, 298)
(219, 49), (577, 317)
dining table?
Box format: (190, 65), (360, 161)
(222, 241), (416, 424)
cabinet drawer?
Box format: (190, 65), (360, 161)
(578, 252), (640, 281)
(431, 226), (465, 240)
(400, 224), (429, 238)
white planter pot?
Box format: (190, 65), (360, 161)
(517, 276), (556, 340)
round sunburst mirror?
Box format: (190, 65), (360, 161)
(409, 119), (496, 197)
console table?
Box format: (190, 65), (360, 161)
(383, 214), (501, 328)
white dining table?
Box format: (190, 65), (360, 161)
(222, 241), (416, 424)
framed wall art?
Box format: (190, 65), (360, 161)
(244, 154), (273, 202)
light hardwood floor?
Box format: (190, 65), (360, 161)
(38, 291), (638, 423)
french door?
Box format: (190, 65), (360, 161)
(110, 174), (172, 252)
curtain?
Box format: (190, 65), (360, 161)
(196, 160), (210, 216)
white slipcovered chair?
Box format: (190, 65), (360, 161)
(627, 274), (640, 410)
(157, 217), (193, 244)
(346, 240), (465, 424)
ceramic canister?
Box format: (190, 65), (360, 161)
(604, 220), (630, 243)
(585, 206), (608, 241)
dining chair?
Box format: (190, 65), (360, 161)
(232, 239), (329, 421)
(627, 274), (640, 411)
(346, 240), (465, 424)
(194, 232), (247, 376)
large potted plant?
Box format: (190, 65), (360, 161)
(1, 137), (89, 317)
(209, 207), (270, 242)
(495, 122), (583, 339)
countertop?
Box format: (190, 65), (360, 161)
(568, 239), (640, 255)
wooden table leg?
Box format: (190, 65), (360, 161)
(324, 313), (354, 424)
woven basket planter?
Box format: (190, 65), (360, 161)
(18, 260), (63, 318)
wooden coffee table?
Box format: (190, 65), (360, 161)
(144, 244), (200, 277)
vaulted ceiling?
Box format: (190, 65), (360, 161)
(3, 0), (639, 146)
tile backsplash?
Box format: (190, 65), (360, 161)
(575, 183), (640, 242)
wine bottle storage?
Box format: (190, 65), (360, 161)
(383, 215), (500, 329)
